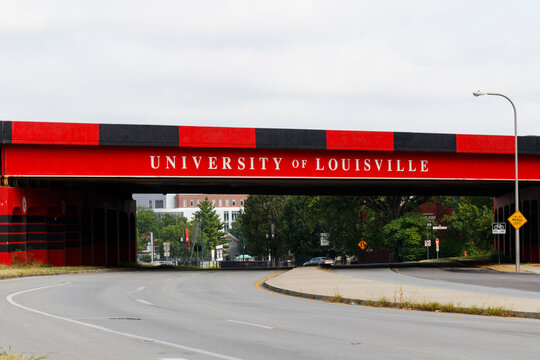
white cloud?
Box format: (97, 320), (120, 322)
(0, 0), (49, 33)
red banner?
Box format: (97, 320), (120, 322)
(3, 144), (540, 181)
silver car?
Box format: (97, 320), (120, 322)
(303, 257), (335, 267)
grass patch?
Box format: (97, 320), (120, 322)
(0, 262), (205, 280)
(439, 303), (459, 313)
(0, 350), (45, 360)
(0, 264), (105, 280)
(361, 298), (516, 318)
(483, 307), (514, 317)
(376, 297), (391, 307)
(326, 294), (343, 303)
(420, 254), (494, 262)
(121, 263), (201, 271)
(467, 306), (483, 315)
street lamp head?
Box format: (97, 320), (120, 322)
(472, 90), (486, 97)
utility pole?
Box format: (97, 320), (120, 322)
(201, 222), (204, 266)
(271, 223), (275, 265)
(426, 222), (431, 260)
(150, 231), (154, 263)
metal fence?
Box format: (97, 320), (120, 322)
(220, 260), (294, 269)
(149, 258), (294, 269)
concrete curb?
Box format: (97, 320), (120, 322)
(262, 275), (540, 320)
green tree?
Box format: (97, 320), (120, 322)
(159, 213), (184, 227)
(279, 196), (324, 264)
(382, 212), (429, 261)
(136, 206), (158, 251)
(364, 195), (431, 224)
(193, 198), (225, 256)
(229, 212), (244, 240)
(241, 195), (287, 262)
(136, 206), (194, 260)
(157, 217), (190, 259)
(442, 197), (494, 255)
(317, 196), (368, 262)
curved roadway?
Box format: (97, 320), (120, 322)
(1, 269), (540, 360)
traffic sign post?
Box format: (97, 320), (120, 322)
(320, 233), (329, 247)
(492, 222), (507, 265)
(426, 223), (432, 260)
(163, 242), (170, 259)
(508, 211), (527, 270)
(424, 240), (431, 260)
(492, 222), (507, 234)
(425, 222), (447, 260)
(432, 225), (447, 230)
(357, 240), (368, 264)
(508, 210), (527, 230)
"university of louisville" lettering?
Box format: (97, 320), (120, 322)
(149, 155), (429, 173)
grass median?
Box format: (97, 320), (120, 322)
(0, 351), (45, 360)
(0, 264), (107, 280)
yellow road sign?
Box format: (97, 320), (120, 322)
(358, 240), (367, 250)
(508, 210), (527, 230)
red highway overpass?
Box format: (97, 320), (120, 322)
(0, 120), (539, 266)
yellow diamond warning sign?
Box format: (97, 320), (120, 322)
(508, 210), (527, 230)
(358, 240), (367, 250)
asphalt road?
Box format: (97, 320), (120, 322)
(335, 267), (540, 299)
(2, 269), (540, 360)
(398, 267), (540, 292)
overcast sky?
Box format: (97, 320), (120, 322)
(1, 0), (540, 136)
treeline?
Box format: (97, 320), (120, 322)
(231, 195), (494, 264)
(137, 195), (494, 264)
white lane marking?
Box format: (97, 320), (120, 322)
(136, 286), (146, 291)
(160, 358), (188, 360)
(7, 283), (243, 360)
(136, 299), (154, 306)
(226, 319), (274, 329)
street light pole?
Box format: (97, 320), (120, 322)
(473, 91), (520, 272)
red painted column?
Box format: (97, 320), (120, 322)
(0, 187), (14, 265)
(129, 212), (137, 264)
(46, 206), (65, 266)
(92, 209), (107, 266)
(81, 207), (93, 266)
(65, 206), (82, 266)
(106, 209), (119, 266)
(118, 211), (130, 264)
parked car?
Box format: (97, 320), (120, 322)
(303, 257), (321, 266)
(303, 257), (335, 267)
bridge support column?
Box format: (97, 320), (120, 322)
(0, 186), (135, 267)
(495, 186), (540, 263)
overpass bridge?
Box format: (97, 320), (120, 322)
(0, 120), (538, 266)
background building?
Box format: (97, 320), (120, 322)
(133, 193), (248, 230)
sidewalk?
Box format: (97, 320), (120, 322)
(486, 264), (540, 274)
(264, 267), (540, 317)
